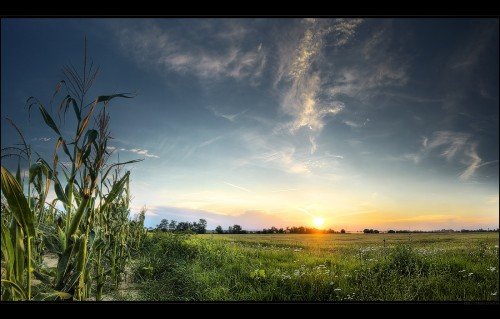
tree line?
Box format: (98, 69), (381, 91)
(153, 219), (500, 235)
(255, 226), (346, 234)
(155, 218), (208, 234)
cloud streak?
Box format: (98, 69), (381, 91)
(207, 106), (248, 122)
(423, 131), (483, 180)
(113, 21), (266, 83)
(223, 181), (251, 193)
(107, 146), (159, 158)
(31, 137), (51, 142)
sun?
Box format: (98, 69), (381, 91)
(313, 217), (325, 228)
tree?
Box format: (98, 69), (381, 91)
(229, 224), (244, 234)
(157, 219), (169, 232)
(176, 222), (191, 232)
(340, 229), (346, 234)
(388, 230), (395, 233)
(215, 225), (224, 234)
(193, 219), (207, 234)
(168, 220), (177, 231)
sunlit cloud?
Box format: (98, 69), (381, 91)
(107, 146), (159, 158)
(486, 195), (499, 205)
(274, 19), (363, 154)
(31, 137), (51, 142)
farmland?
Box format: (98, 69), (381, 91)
(129, 232), (499, 301)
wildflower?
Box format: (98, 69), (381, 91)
(488, 267), (496, 272)
(492, 292), (497, 296)
(459, 270), (466, 273)
(468, 272), (473, 276)
(329, 281), (334, 285)
(334, 288), (341, 291)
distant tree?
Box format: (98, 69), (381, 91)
(232, 224), (242, 234)
(388, 230), (395, 233)
(158, 219), (169, 232)
(340, 229), (346, 234)
(176, 222), (191, 232)
(215, 225), (224, 234)
(373, 230), (379, 234)
(169, 220), (177, 231)
(193, 219), (207, 234)
(229, 224), (245, 234)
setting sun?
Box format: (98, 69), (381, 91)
(313, 217), (325, 228)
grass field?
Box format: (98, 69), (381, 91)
(130, 232), (499, 302)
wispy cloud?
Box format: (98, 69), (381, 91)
(275, 19), (363, 153)
(198, 136), (223, 148)
(394, 131), (490, 181)
(223, 181), (251, 193)
(113, 21), (266, 83)
(107, 146), (159, 158)
(31, 137), (51, 142)
(423, 131), (483, 180)
(270, 188), (300, 193)
(328, 24), (411, 105)
(343, 118), (370, 128)
(458, 143), (482, 181)
(181, 136), (223, 160)
(448, 24), (496, 71)
(486, 195), (499, 205)
(207, 106), (248, 122)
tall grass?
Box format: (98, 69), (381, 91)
(1, 41), (146, 301)
(133, 233), (499, 301)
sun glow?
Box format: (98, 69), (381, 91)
(312, 217), (325, 228)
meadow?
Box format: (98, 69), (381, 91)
(130, 232), (499, 302)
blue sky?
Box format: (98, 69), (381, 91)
(1, 18), (498, 230)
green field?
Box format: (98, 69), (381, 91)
(129, 232), (499, 301)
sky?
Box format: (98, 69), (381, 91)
(1, 18), (499, 231)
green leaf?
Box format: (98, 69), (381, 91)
(1, 223), (15, 274)
(33, 290), (72, 301)
(67, 197), (90, 239)
(83, 129), (98, 146)
(28, 98), (61, 136)
(96, 93), (134, 103)
(15, 161), (22, 186)
(71, 98), (81, 122)
(54, 179), (68, 205)
(33, 270), (53, 285)
(61, 139), (73, 161)
(1, 166), (35, 237)
(1, 279), (27, 300)
(100, 171), (130, 212)
(101, 159), (143, 182)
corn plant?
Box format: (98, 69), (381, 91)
(1, 40), (146, 301)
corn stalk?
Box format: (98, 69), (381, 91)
(1, 41), (146, 301)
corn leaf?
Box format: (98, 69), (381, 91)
(1, 166), (35, 237)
